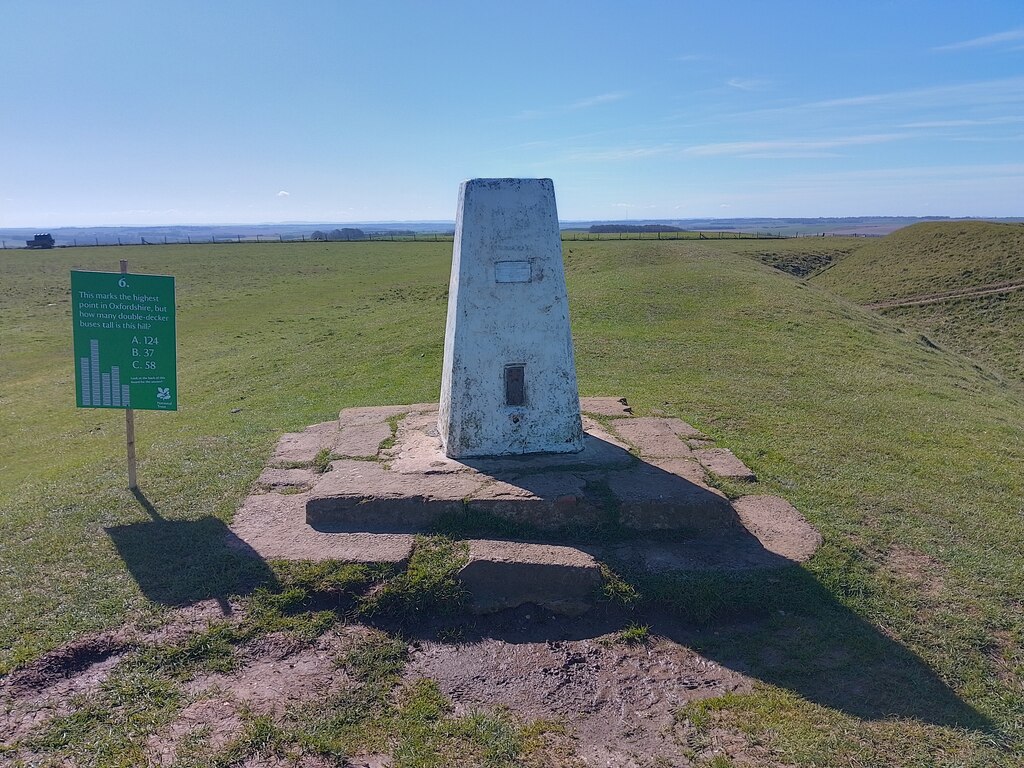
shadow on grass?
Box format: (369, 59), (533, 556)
(388, 560), (994, 733)
(105, 489), (278, 613)
(644, 565), (995, 731)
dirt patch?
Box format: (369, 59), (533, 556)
(405, 633), (751, 767)
(147, 625), (372, 766)
(988, 628), (1023, 694)
(885, 547), (946, 598)
(4, 632), (130, 694)
(0, 599), (236, 748)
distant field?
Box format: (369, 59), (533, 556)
(1, 239), (1022, 765)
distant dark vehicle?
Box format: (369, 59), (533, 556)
(26, 233), (55, 249)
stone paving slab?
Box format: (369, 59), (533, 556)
(334, 422), (393, 459)
(337, 403), (437, 428)
(604, 495), (820, 572)
(466, 473), (605, 529)
(731, 495), (822, 562)
(610, 417), (694, 458)
(694, 448), (757, 482)
(307, 459), (485, 531)
(459, 540), (602, 615)
(606, 460), (736, 532)
(257, 467), (317, 492)
(230, 492), (414, 563)
(268, 422), (337, 467)
(579, 396), (633, 417)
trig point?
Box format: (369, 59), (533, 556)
(438, 178), (584, 458)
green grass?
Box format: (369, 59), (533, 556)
(813, 220), (1024, 302)
(719, 236), (860, 277)
(2, 238), (1024, 765)
(616, 622), (651, 645)
(809, 220), (1024, 384)
(882, 289), (1024, 382)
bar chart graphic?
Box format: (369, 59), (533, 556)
(79, 339), (131, 408)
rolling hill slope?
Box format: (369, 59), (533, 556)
(814, 221), (1024, 303)
(812, 221), (1024, 381)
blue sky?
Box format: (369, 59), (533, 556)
(2, 1), (1023, 226)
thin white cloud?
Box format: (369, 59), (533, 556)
(800, 77), (1024, 111)
(568, 92), (627, 110)
(513, 92), (627, 120)
(773, 162), (1024, 186)
(898, 116), (1024, 128)
(726, 78), (768, 91)
(685, 133), (908, 157)
(934, 28), (1024, 52)
(277, 190), (290, 197)
(563, 144), (676, 162)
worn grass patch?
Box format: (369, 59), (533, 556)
(360, 536), (469, 622)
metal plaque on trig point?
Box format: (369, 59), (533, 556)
(495, 260), (532, 283)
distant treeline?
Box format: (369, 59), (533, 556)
(588, 224), (685, 234)
(310, 228), (419, 241)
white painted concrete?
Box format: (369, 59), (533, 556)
(439, 178), (584, 458)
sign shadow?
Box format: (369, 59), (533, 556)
(105, 489), (278, 613)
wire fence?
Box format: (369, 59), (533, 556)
(2, 228), (864, 250)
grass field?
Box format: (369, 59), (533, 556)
(814, 220), (1024, 302)
(1, 237), (1023, 765)
(810, 221), (1024, 384)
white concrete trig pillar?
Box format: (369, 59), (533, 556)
(438, 178), (583, 458)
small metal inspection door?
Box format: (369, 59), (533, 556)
(504, 364), (525, 406)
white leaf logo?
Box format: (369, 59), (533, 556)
(157, 387), (171, 400)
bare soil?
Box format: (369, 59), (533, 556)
(405, 633), (750, 767)
(1, 601), (781, 767)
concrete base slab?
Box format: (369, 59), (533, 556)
(307, 405), (733, 533)
(229, 398), (823, 617)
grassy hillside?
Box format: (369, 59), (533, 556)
(810, 221), (1024, 383)
(716, 236), (860, 277)
(814, 220), (1024, 303)
(1, 240), (1023, 765)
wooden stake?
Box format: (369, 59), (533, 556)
(121, 259), (138, 490)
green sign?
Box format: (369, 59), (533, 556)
(71, 270), (177, 411)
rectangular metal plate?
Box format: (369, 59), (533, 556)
(504, 364), (525, 406)
(495, 260), (532, 283)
